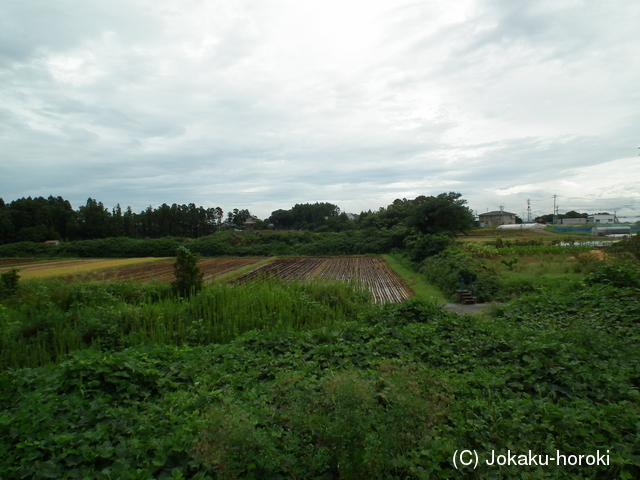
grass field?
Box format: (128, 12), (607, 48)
(382, 254), (446, 303)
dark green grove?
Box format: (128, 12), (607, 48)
(0, 192), (476, 244)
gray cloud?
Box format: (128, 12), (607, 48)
(1, 0), (639, 220)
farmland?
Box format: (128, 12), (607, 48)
(0, 258), (167, 279)
(0, 257), (270, 282)
(2, 235), (640, 478)
(1, 255), (414, 303)
(238, 256), (414, 303)
(85, 257), (268, 282)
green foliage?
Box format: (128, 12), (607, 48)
(269, 202), (348, 231)
(404, 233), (453, 263)
(500, 256), (519, 270)
(0, 268), (19, 299)
(611, 233), (640, 264)
(2, 287), (639, 478)
(0, 277), (374, 369)
(197, 363), (447, 479)
(171, 246), (204, 297)
(406, 192), (475, 236)
(358, 193), (475, 236)
(585, 261), (640, 288)
(0, 229), (412, 258)
(0, 346), (209, 479)
(420, 250), (499, 302)
(496, 273), (583, 299)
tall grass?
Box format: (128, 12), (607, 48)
(0, 277), (376, 369)
(382, 254), (445, 303)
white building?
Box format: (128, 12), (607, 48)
(588, 214), (617, 224)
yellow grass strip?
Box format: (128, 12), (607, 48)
(14, 258), (169, 279)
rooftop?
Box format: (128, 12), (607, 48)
(479, 210), (517, 216)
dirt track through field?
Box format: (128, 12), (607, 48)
(239, 257), (413, 303)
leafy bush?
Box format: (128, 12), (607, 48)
(611, 233), (640, 263)
(404, 234), (453, 263)
(197, 363), (448, 479)
(458, 242), (499, 258)
(500, 256), (518, 270)
(0, 268), (19, 299)
(585, 261), (640, 289)
(172, 246), (204, 297)
(420, 250), (499, 302)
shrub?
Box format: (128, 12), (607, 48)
(196, 363), (448, 479)
(0, 269), (19, 299)
(459, 242), (499, 258)
(171, 246), (204, 297)
(585, 262), (640, 289)
(611, 233), (640, 264)
(420, 251), (498, 302)
(404, 234), (453, 263)
(500, 256), (519, 270)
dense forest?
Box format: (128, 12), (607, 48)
(0, 197), (225, 243)
(0, 192), (476, 245)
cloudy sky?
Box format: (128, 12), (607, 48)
(1, 0), (639, 221)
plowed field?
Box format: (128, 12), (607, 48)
(0, 258), (167, 279)
(239, 256), (413, 303)
(86, 257), (267, 282)
(0, 259), (47, 267)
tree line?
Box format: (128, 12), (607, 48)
(0, 192), (477, 246)
(0, 196), (231, 244)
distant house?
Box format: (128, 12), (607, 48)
(478, 211), (517, 228)
(588, 214), (617, 224)
(44, 240), (60, 246)
(561, 218), (588, 225)
(345, 213), (357, 221)
(242, 215), (260, 229)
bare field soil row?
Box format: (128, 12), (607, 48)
(0, 259), (50, 268)
(0, 259), (168, 279)
(86, 257), (267, 282)
(0, 259), (107, 273)
(239, 257), (414, 303)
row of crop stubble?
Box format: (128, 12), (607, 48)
(2, 256), (414, 303)
(237, 256), (414, 303)
(0, 257), (268, 281)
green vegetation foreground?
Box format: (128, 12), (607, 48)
(1, 268), (639, 478)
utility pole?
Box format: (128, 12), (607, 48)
(527, 199), (531, 222)
(552, 195), (557, 224)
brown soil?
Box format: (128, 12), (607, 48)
(0, 259), (106, 274)
(238, 256), (413, 303)
(84, 257), (266, 282)
(0, 259), (49, 267)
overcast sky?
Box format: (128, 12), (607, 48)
(1, 0), (639, 221)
